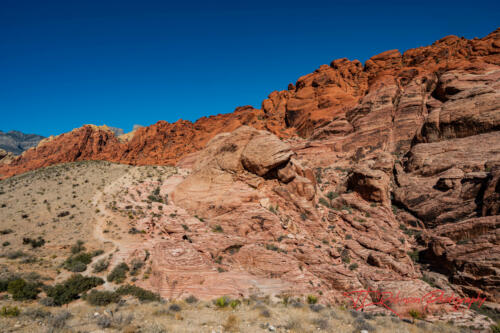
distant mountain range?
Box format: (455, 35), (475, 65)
(0, 130), (45, 155)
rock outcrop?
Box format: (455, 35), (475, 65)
(0, 28), (499, 319)
(1, 29), (498, 180)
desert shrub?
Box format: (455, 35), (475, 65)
(168, 304), (181, 312)
(23, 307), (50, 319)
(408, 309), (423, 319)
(0, 276), (18, 291)
(6, 250), (26, 259)
(48, 310), (72, 329)
(63, 252), (93, 272)
(92, 258), (109, 273)
(0, 229), (13, 235)
(2, 241), (9, 247)
(307, 295), (318, 304)
(223, 314), (239, 332)
(147, 187), (164, 203)
(97, 315), (112, 328)
(22, 237), (45, 248)
(215, 296), (229, 308)
(39, 297), (55, 306)
(229, 299), (241, 309)
(309, 304), (324, 312)
(311, 318), (329, 330)
(84, 290), (121, 306)
(92, 249), (104, 256)
(326, 191), (338, 201)
(284, 318), (303, 330)
(319, 197), (330, 208)
(0, 305), (20, 317)
(349, 263), (359, 271)
(491, 324), (500, 333)
(7, 278), (40, 300)
(212, 225), (223, 233)
(185, 295), (198, 304)
(130, 258), (144, 276)
(260, 309), (271, 318)
(354, 317), (375, 332)
(115, 284), (160, 302)
(45, 274), (104, 305)
(265, 243), (278, 251)
(71, 240), (85, 254)
(107, 262), (129, 283)
(341, 249), (350, 264)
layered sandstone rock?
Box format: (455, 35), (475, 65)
(0, 28), (499, 319)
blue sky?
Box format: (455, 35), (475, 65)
(1, 0), (498, 137)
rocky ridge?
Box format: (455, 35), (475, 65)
(0, 28), (499, 323)
(0, 130), (44, 155)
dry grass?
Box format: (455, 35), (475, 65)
(0, 297), (470, 333)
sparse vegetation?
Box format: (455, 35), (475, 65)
(215, 296), (229, 308)
(45, 274), (104, 306)
(7, 278), (41, 300)
(307, 295), (318, 304)
(63, 252), (94, 272)
(84, 289), (121, 306)
(0, 305), (20, 317)
(92, 258), (109, 273)
(107, 262), (129, 283)
(407, 250), (419, 263)
(115, 284), (160, 302)
(212, 225), (224, 233)
(22, 236), (46, 248)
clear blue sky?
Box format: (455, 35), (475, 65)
(1, 0), (498, 137)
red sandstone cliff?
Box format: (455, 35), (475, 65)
(1, 28), (498, 179)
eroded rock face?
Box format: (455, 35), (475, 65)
(0, 28), (499, 320)
(421, 216), (500, 301)
(2, 29), (499, 180)
(0, 149), (14, 165)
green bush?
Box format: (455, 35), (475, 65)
(212, 225), (223, 233)
(349, 263), (359, 271)
(22, 237), (45, 248)
(185, 295), (198, 304)
(229, 299), (241, 309)
(92, 259), (109, 273)
(115, 284), (160, 302)
(7, 279), (40, 300)
(0, 276), (18, 292)
(318, 197), (330, 208)
(130, 259), (144, 276)
(0, 306), (20, 317)
(307, 295), (318, 304)
(84, 290), (121, 306)
(326, 191), (338, 201)
(45, 274), (104, 306)
(215, 296), (229, 308)
(71, 240), (85, 254)
(6, 250), (26, 259)
(107, 263), (129, 283)
(409, 309), (423, 319)
(63, 252), (93, 272)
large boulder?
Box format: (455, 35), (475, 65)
(241, 132), (293, 176)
